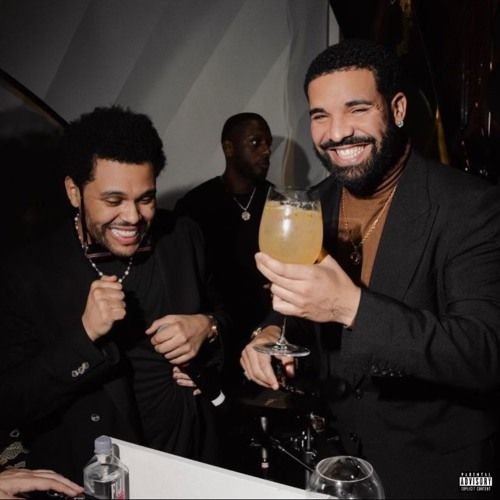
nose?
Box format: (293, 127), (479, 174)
(327, 116), (355, 144)
(261, 142), (271, 157)
(121, 202), (142, 224)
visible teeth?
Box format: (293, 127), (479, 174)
(111, 228), (138, 238)
(336, 146), (364, 159)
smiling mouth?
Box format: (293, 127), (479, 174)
(325, 143), (372, 165)
(109, 227), (141, 244)
(335, 145), (366, 160)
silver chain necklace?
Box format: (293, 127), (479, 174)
(74, 214), (133, 283)
(232, 187), (256, 221)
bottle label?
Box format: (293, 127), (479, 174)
(111, 478), (126, 500)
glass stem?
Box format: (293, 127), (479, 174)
(277, 316), (287, 345)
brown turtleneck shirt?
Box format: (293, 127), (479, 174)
(337, 148), (409, 286)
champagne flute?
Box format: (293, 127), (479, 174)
(254, 186), (323, 357)
(307, 456), (385, 499)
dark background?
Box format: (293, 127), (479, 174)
(330, 0), (500, 183)
(2, 1), (500, 255)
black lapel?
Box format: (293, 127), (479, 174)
(317, 175), (342, 256)
(369, 152), (438, 300)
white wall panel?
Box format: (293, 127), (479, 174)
(0, 0), (338, 207)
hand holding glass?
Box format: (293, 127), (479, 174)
(307, 456), (385, 499)
(254, 186), (323, 357)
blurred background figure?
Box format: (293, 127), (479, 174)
(175, 112), (278, 476)
(175, 112), (273, 394)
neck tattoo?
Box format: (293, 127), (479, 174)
(340, 185), (397, 266)
(232, 187), (256, 221)
(74, 214), (133, 283)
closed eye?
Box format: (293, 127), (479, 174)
(139, 196), (155, 205)
(311, 112), (328, 121)
(351, 106), (370, 114)
(104, 198), (123, 207)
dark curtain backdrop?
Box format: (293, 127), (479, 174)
(330, 0), (500, 184)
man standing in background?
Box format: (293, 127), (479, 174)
(175, 112), (273, 393)
(175, 113), (275, 474)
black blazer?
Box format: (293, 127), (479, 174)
(0, 210), (223, 482)
(308, 151), (500, 498)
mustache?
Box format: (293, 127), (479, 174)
(319, 136), (376, 151)
(104, 220), (149, 236)
(106, 220), (145, 228)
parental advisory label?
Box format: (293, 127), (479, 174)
(459, 472), (493, 493)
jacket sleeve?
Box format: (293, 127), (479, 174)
(0, 265), (120, 428)
(172, 214), (228, 369)
(348, 184), (500, 391)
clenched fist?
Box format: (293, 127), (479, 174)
(146, 314), (212, 365)
(82, 275), (126, 341)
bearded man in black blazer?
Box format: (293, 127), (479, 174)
(0, 106), (226, 482)
(242, 39), (500, 499)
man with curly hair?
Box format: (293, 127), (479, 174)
(0, 106), (226, 482)
(242, 39), (500, 498)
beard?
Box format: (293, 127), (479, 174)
(234, 156), (270, 183)
(84, 217), (150, 259)
(315, 122), (407, 196)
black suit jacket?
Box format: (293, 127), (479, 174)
(300, 152), (500, 498)
(0, 210), (223, 482)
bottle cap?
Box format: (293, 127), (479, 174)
(94, 435), (112, 454)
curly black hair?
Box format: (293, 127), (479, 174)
(59, 105), (166, 188)
(304, 39), (403, 105)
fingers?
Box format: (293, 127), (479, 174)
(148, 323), (196, 363)
(241, 349), (279, 390)
(240, 328), (282, 390)
(173, 367), (201, 396)
(93, 288), (126, 318)
(255, 252), (307, 277)
(255, 253), (315, 291)
(146, 315), (206, 364)
(145, 317), (169, 335)
(0, 468), (83, 497)
(255, 252), (286, 284)
(100, 275), (120, 283)
(282, 357), (296, 378)
(82, 276), (126, 341)
(172, 366), (197, 387)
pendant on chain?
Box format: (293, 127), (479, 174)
(241, 211), (251, 221)
(349, 247), (362, 265)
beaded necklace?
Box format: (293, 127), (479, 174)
(74, 214), (133, 283)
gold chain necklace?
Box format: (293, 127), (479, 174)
(340, 185), (397, 266)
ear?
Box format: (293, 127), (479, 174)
(390, 92), (407, 126)
(222, 140), (234, 158)
(64, 176), (81, 209)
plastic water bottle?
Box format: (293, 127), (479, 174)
(83, 435), (129, 499)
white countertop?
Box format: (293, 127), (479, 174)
(112, 437), (320, 499)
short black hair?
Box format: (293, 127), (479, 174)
(304, 39), (403, 105)
(221, 112), (270, 143)
(60, 105), (166, 189)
